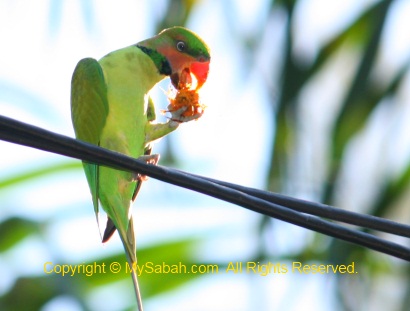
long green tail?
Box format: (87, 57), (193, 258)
(118, 217), (143, 311)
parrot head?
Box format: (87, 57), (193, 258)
(137, 26), (211, 90)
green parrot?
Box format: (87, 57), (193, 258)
(70, 26), (210, 310)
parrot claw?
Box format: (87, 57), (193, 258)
(169, 106), (204, 124)
(133, 154), (160, 182)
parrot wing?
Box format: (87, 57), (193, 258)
(71, 58), (109, 230)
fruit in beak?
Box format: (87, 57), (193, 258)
(171, 60), (210, 90)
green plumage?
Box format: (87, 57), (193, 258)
(72, 46), (161, 233)
(71, 27), (211, 311)
(71, 58), (108, 223)
(71, 46), (171, 310)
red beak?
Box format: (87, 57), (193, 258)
(190, 61), (210, 90)
(171, 60), (210, 90)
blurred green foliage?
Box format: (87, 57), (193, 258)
(0, 0), (409, 310)
(263, 1), (410, 311)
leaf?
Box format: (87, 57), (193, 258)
(0, 217), (40, 252)
(76, 238), (204, 298)
(372, 155), (410, 217)
(266, 0), (384, 190)
(323, 0), (396, 203)
(0, 239), (205, 310)
(0, 161), (81, 189)
(0, 275), (66, 311)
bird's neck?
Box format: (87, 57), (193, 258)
(136, 44), (172, 76)
(99, 45), (164, 93)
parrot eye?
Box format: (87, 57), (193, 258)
(176, 41), (186, 52)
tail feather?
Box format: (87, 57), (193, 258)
(102, 218), (116, 243)
(117, 217), (143, 311)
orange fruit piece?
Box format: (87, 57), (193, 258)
(168, 88), (205, 118)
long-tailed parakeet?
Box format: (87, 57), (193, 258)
(70, 26), (210, 310)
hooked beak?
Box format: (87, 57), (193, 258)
(171, 59), (210, 90)
(190, 60), (210, 89)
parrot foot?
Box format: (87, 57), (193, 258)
(133, 154), (160, 182)
(169, 106), (204, 124)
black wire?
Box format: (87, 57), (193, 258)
(0, 114), (409, 261)
(177, 172), (410, 238)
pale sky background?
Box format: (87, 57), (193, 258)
(0, 1), (410, 310)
